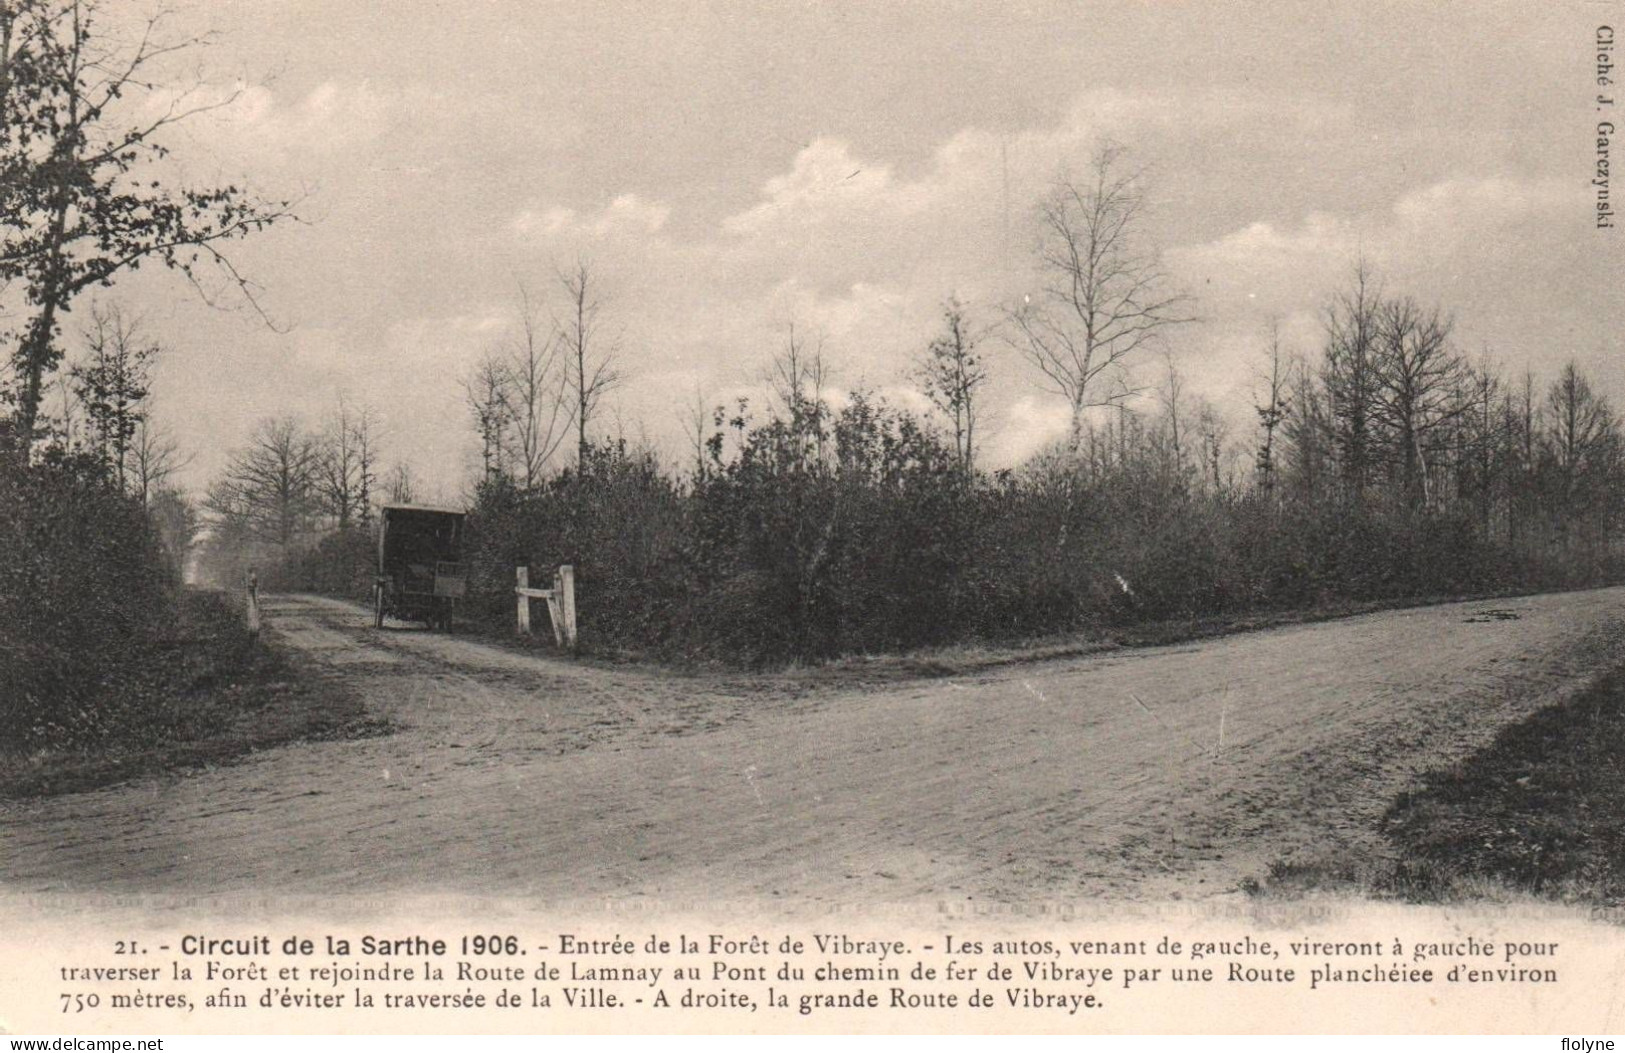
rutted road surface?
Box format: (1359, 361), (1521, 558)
(6, 589), (1625, 903)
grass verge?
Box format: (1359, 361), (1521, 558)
(1249, 658), (1625, 908)
(0, 588), (383, 799)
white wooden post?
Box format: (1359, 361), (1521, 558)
(559, 564), (577, 652)
(546, 568), (566, 648)
(514, 563), (578, 653)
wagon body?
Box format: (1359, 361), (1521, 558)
(375, 504), (466, 629)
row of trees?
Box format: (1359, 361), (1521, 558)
(196, 405), (429, 592)
(436, 340), (1624, 665)
(206, 406), (380, 548)
(246, 139), (1624, 665)
(466, 262), (622, 489)
(44, 302), (199, 565)
(1252, 270), (1623, 566)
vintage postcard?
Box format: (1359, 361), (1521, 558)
(1, 0), (1621, 1037)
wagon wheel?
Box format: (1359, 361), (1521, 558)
(374, 583), (386, 629)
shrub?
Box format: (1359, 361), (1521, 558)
(0, 445), (176, 745)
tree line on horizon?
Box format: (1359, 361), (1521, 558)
(231, 146), (1625, 664)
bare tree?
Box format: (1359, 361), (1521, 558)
(314, 397), (379, 530)
(1156, 350), (1187, 475)
(1321, 261), (1385, 495)
(1253, 319), (1290, 498)
(49, 370), (79, 448)
(71, 302), (157, 491)
(916, 296), (988, 478)
(557, 259), (621, 463)
(385, 462), (418, 505)
(678, 383), (711, 481)
(1374, 294), (1464, 508)
(1006, 141), (1193, 452)
(766, 322), (834, 468)
(1457, 358), (1507, 535)
(1281, 356), (1332, 498)
(353, 404), (378, 525)
(206, 416), (320, 547)
(1504, 369), (1539, 546)
(464, 349), (511, 483)
(147, 484), (199, 573)
(130, 414), (192, 507)
(767, 322), (826, 413)
(1195, 399), (1230, 494)
(502, 286), (573, 489)
(1544, 362), (1616, 514)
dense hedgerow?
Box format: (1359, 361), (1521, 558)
(263, 526), (376, 602)
(248, 330), (1625, 669)
(0, 444), (179, 744)
(429, 391), (1622, 666)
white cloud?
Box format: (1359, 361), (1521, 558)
(1175, 175), (1571, 296)
(1157, 172), (1589, 439)
(515, 194), (671, 239)
(725, 139), (899, 234)
(509, 111), (1581, 478)
(196, 79), (399, 164)
(151, 72), (1610, 498)
(986, 395), (1073, 466)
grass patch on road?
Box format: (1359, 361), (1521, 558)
(0, 589), (378, 799)
(1252, 660), (1625, 908)
(1377, 661), (1625, 906)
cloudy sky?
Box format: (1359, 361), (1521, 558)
(109, 0), (1621, 499)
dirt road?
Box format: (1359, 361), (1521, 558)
(5, 589), (1624, 903)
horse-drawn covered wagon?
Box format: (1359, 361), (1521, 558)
(375, 504), (466, 630)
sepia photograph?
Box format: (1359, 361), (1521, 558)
(0, 0), (1621, 1037)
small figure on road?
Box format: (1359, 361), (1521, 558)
(246, 568), (261, 636)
